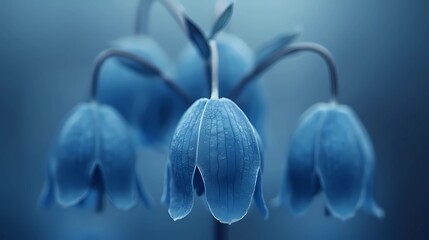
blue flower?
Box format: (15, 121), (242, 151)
(162, 98), (268, 224)
(175, 33), (264, 131)
(39, 102), (151, 211)
(97, 36), (181, 145)
(275, 102), (384, 220)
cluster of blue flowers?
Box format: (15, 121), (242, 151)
(40, 0), (383, 225)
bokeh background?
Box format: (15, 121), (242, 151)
(1, 0), (429, 239)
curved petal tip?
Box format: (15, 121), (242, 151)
(364, 198), (385, 219)
(136, 174), (153, 208)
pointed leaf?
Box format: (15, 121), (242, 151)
(255, 32), (299, 65)
(184, 17), (211, 60)
(210, 2), (234, 39)
(115, 51), (164, 78)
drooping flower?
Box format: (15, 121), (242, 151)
(97, 35), (182, 145)
(39, 103), (151, 211)
(96, 0), (191, 145)
(162, 98), (268, 224)
(275, 102), (384, 220)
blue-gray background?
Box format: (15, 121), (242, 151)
(1, 0), (429, 239)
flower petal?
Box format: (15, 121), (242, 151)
(316, 105), (366, 220)
(252, 127), (268, 219)
(197, 98), (261, 224)
(76, 165), (105, 212)
(346, 107), (384, 218)
(161, 162), (172, 207)
(54, 103), (97, 207)
(97, 36), (177, 145)
(168, 99), (209, 220)
(254, 170), (268, 219)
(98, 105), (139, 210)
(217, 34), (264, 131)
(277, 104), (326, 215)
(135, 174), (152, 208)
(39, 161), (56, 208)
(98, 37), (170, 121)
(137, 93), (184, 145)
(362, 167), (385, 218)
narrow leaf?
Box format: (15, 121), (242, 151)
(210, 2), (234, 39)
(184, 16), (211, 60)
(116, 54), (162, 77)
(255, 32), (300, 64)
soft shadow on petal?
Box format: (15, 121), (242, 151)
(98, 105), (138, 210)
(277, 104), (326, 215)
(345, 107), (385, 218)
(198, 98), (260, 224)
(137, 93), (184, 145)
(316, 105), (366, 220)
(55, 103), (96, 207)
(169, 99), (209, 220)
(76, 166), (105, 212)
(193, 168), (205, 196)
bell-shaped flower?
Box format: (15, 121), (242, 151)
(97, 36), (181, 145)
(97, 0), (192, 145)
(275, 102), (384, 220)
(39, 102), (151, 211)
(162, 98), (268, 224)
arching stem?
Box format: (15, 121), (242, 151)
(209, 40), (219, 99)
(135, 0), (186, 35)
(90, 48), (193, 104)
(229, 42), (338, 103)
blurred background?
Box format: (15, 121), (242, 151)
(1, 0), (429, 239)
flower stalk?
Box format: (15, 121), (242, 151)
(90, 48), (193, 104)
(209, 40), (220, 99)
(229, 42), (339, 103)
